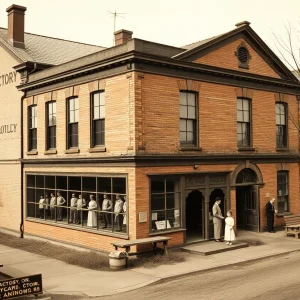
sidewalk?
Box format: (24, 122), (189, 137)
(1, 231), (300, 298)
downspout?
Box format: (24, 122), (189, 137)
(20, 92), (26, 238)
(20, 62), (37, 238)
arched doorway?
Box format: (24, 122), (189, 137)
(235, 168), (260, 231)
(186, 190), (204, 242)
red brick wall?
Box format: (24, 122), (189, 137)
(136, 73), (298, 155)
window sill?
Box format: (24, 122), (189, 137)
(179, 147), (202, 152)
(276, 212), (292, 217)
(237, 147), (255, 152)
(88, 146), (106, 153)
(65, 148), (80, 154)
(276, 147), (289, 152)
(44, 149), (57, 155)
(27, 150), (38, 155)
(149, 228), (186, 236)
(25, 218), (129, 239)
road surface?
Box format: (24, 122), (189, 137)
(51, 252), (300, 300)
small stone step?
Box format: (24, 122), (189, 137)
(181, 241), (249, 255)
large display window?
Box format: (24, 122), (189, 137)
(26, 174), (128, 235)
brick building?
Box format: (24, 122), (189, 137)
(0, 4), (104, 234)
(2, 5), (300, 251)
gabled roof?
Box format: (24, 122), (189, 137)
(181, 33), (224, 51)
(0, 28), (105, 66)
(174, 23), (298, 82)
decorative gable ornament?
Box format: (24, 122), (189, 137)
(235, 42), (251, 69)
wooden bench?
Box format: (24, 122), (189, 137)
(112, 236), (171, 256)
(283, 214), (300, 238)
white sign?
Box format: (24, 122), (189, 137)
(139, 212), (148, 223)
(152, 212), (158, 221)
(174, 209), (180, 217)
(155, 220), (171, 230)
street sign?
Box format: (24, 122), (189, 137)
(0, 274), (42, 299)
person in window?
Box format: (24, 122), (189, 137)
(38, 195), (45, 219)
(101, 193), (112, 229)
(57, 191), (66, 221)
(50, 192), (56, 219)
(266, 197), (278, 233)
(212, 197), (224, 242)
(69, 193), (78, 224)
(45, 194), (50, 218)
(87, 195), (97, 227)
(122, 196), (127, 229)
(114, 195), (124, 232)
(76, 194), (86, 224)
(224, 210), (236, 245)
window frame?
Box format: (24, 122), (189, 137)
(25, 173), (128, 236)
(46, 101), (57, 150)
(275, 102), (288, 148)
(91, 91), (105, 148)
(277, 171), (289, 213)
(179, 91), (198, 147)
(67, 97), (79, 149)
(28, 105), (37, 151)
(150, 177), (182, 232)
(237, 97), (252, 148)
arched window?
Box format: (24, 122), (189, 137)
(236, 168), (257, 184)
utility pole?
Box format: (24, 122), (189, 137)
(107, 10), (125, 46)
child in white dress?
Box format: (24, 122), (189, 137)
(224, 210), (236, 245)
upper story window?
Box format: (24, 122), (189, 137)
(275, 103), (287, 148)
(28, 105), (37, 151)
(277, 171), (289, 213)
(47, 101), (56, 150)
(180, 92), (197, 146)
(237, 98), (251, 148)
(67, 97), (79, 148)
(91, 91), (105, 147)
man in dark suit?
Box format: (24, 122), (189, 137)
(266, 197), (277, 233)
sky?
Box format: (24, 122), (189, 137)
(0, 0), (299, 67)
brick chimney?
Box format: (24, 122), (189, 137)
(114, 29), (133, 46)
(6, 4), (27, 49)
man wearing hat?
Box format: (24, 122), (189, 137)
(212, 197), (224, 242)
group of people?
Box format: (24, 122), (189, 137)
(38, 192), (127, 231)
(212, 196), (278, 244)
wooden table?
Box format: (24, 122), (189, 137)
(112, 236), (171, 255)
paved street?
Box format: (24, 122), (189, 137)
(95, 252), (300, 300)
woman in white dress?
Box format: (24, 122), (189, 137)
(224, 210), (236, 245)
(87, 195), (97, 227)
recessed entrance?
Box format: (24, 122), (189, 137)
(235, 168), (259, 231)
(186, 190), (204, 242)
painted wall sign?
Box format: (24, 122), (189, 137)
(0, 124), (17, 134)
(0, 274), (42, 299)
(0, 71), (17, 87)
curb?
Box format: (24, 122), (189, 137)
(152, 248), (300, 285)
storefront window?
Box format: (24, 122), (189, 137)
(26, 174), (128, 235)
(150, 177), (181, 231)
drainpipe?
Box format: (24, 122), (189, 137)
(20, 92), (26, 238)
(20, 62), (36, 238)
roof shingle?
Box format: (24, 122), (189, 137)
(0, 28), (105, 65)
